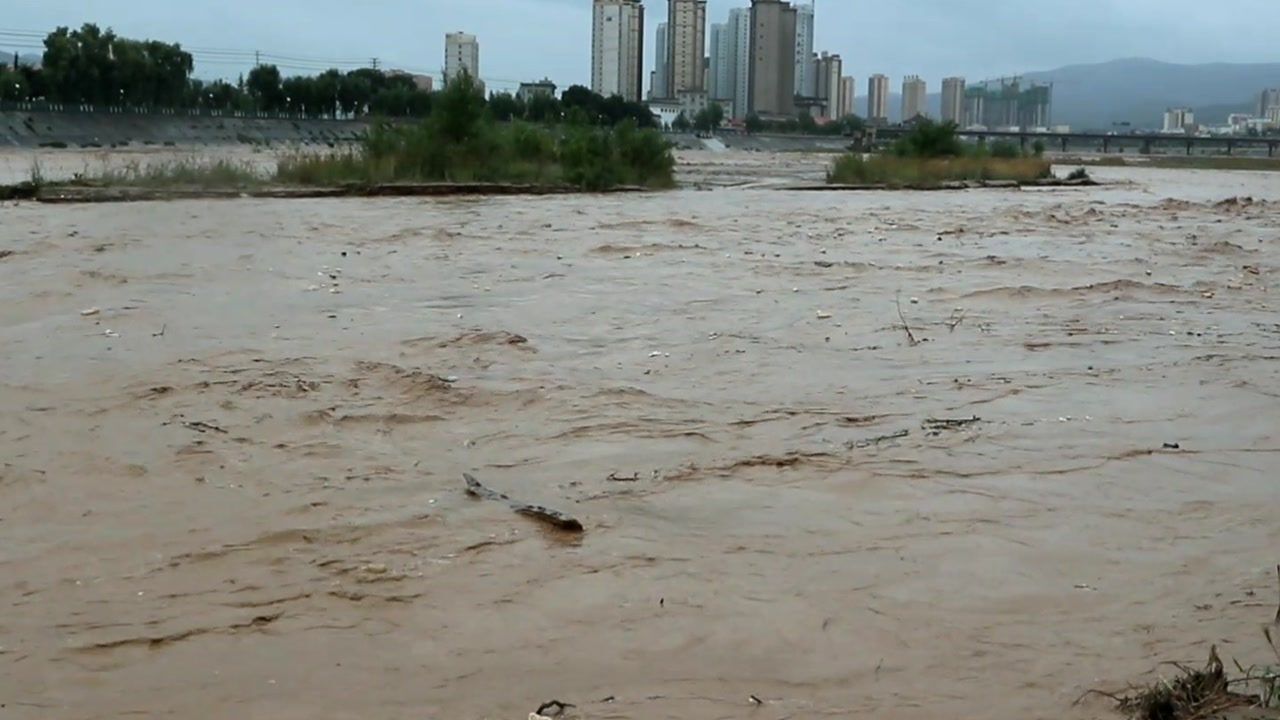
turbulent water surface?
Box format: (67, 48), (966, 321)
(2, 152), (1279, 720)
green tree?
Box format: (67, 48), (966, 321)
(1032, 139), (1046, 156)
(0, 66), (29, 100)
(892, 118), (964, 158)
(797, 112), (818, 133)
(247, 64), (284, 111)
(694, 103), (725, 132)
(337, 72), (372, 115)
(431, 71), (486, 142)
(744, 113), (764, 133)
(989, 140), (1022, 159)
(524, 93), (561, 123)
(671, 112), (692, 132)
(487, 92), (521, 122)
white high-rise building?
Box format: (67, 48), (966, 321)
(592, 0), (645, 102)
(1163, 107), (1195, 133)
(708, 7), (750, 116)
(668, 0), (708, 94)
(1260, 88), (1280, 118)
(709, 22), (727, 100)
(794, 1), (815, 98)
(652, 22), (669, 98)
(444, 32), (479, 86)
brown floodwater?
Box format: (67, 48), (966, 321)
(1, 152), (1279, 720)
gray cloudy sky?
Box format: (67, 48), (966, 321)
(4, 0), (1279, 92)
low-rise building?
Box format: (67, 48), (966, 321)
(517, 79), (557, 103)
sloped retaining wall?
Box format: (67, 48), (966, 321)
(0, 110), (369, 149)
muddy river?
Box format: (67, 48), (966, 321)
(1, 151), (1278, 719)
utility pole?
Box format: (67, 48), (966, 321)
(370, 58), (380, 71)
(254, 50), (261, 67)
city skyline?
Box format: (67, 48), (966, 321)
(6, 0), (1279, 93)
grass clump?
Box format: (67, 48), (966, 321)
(829, 119), (1054, 187)
(829, 154), (1052, 187)
(276, 73), (674, 191)
(88, 159), (264, 188)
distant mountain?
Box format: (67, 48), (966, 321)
(854, 59), (1280, 130)
(1, 50), (42, 68)
(1024, 58), (1280, 130)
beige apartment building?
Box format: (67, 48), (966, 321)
(747, 0), (797, 117)
(902, 75), (927, 120)
(866, 73), (889, 122)
(941, 77), (965, 124)
(667, 0), (707, 93)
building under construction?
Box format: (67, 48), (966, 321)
(962, 77), (1052, 130)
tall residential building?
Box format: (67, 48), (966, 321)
(667, 0), (708, 94)
(444, 32), (479, 86)
(839, 76), (855, 118)
(941, 77), (965, 125)
(748, 0), (797, 118)
(965, 78), (1053, 130)
(793, 2), (815, 98)
(1163, 107), (1195, 133)
(1260, 88), (1280, 118)
(709, 23), (727, 99)
(902, 75), (927, 120)
(813, 52), (843, 120)
(592, 0), (645, 102)
(652, 22), (669, 98)
(727, 8), (751, 118)
(866, 74), (889, 123)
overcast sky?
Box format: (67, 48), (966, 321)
(4, 0), (1279, 92)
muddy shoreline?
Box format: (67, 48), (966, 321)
(2, 150), (1278, 720)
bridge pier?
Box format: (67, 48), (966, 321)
(1141, 139), (1152, 155)
(1102, 137), (1110, 154)
(1270, 142), (1277, 158)
(1226, 140), (1235, 156)
(1186, 141), (1193, 156)
(1060, 136), (1068, 152)
(1020, 135), (1028, 153)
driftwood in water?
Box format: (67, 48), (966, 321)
(463, 473), (584, 533)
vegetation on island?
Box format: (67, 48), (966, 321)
(278, 75), (674, 190)
(27, 75), (675, 193)
(828, 118), (1068, 187)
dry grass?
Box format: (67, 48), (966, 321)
(828, 154), (1053, 187)
(1103, 568), (1280, 720)
(69, 158), (265, 189)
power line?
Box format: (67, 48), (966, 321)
(0, 29), (535, 91)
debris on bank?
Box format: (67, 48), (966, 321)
(783, 175), (1099, 192)
(1099, 567), (1280, 720)
(2, 182), (650, 204)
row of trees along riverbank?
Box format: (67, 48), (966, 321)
(0, 24), (655, 127)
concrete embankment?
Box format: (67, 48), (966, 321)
(0, 111), (369, 149)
